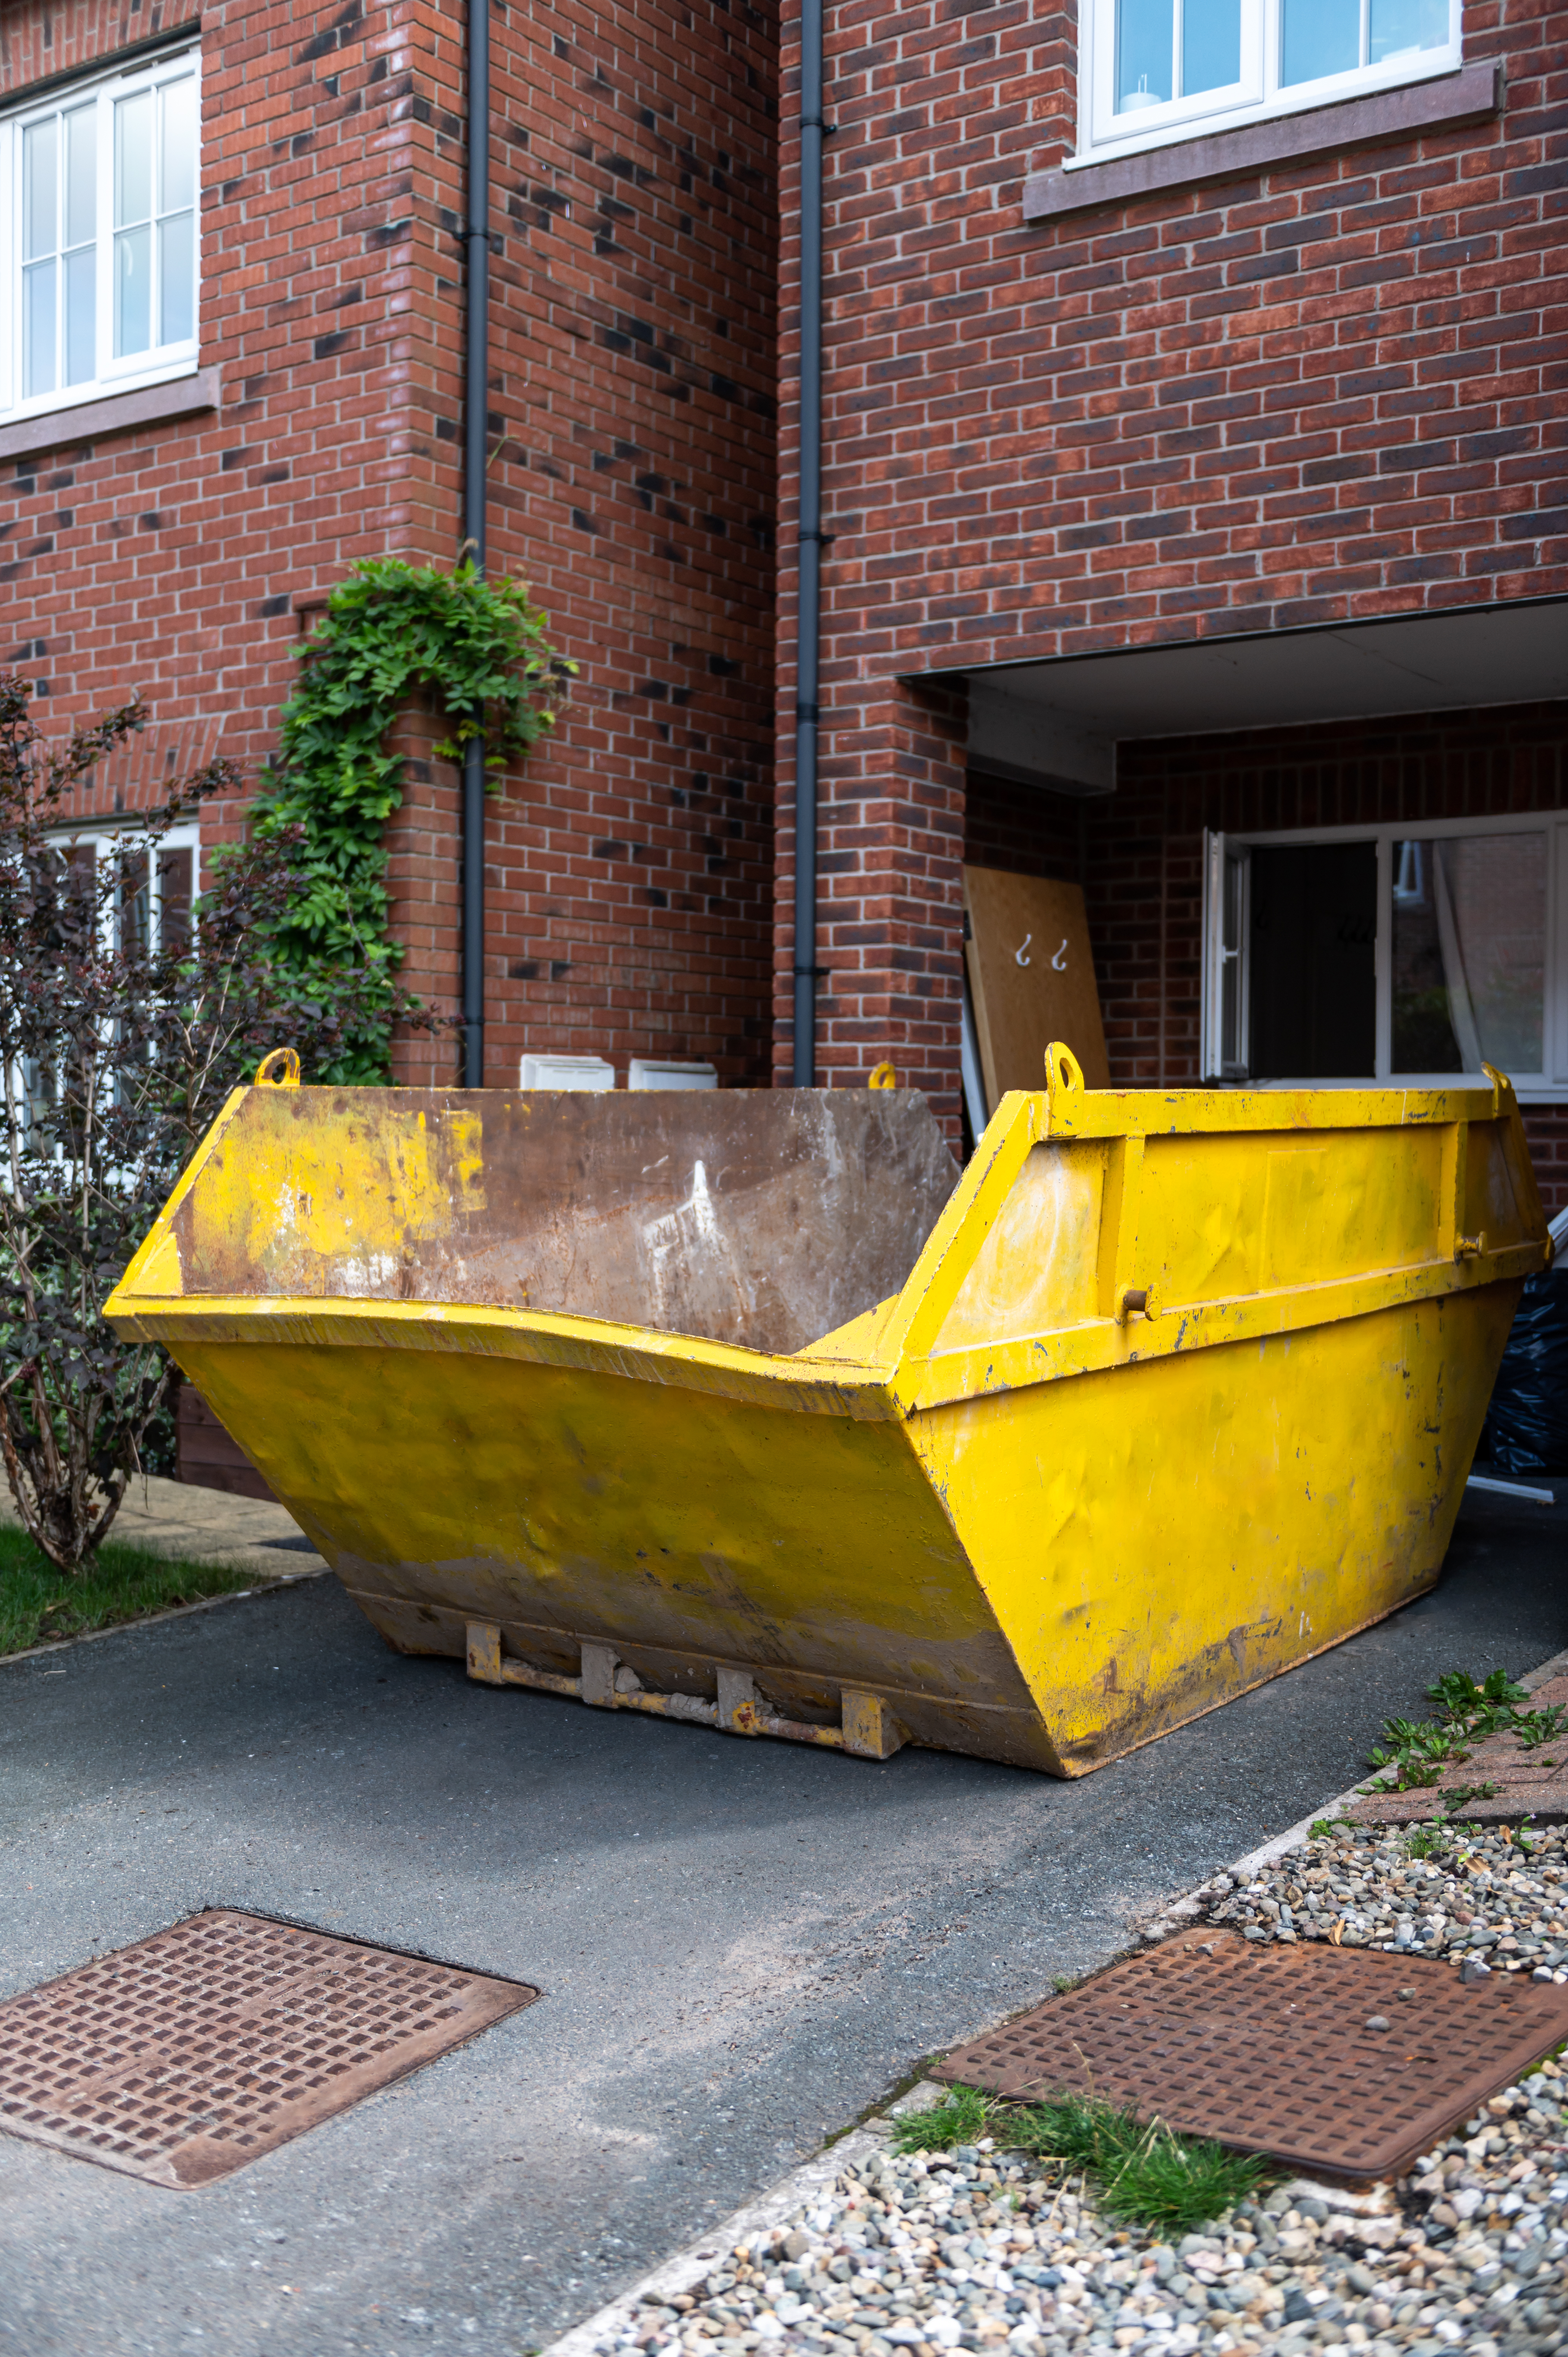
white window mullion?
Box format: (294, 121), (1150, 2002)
(1202, 830), (1252, 1080)
(0, 118), (13, 415)
(1202, 829), (1224, 1079)
(94, 83), (113, 395)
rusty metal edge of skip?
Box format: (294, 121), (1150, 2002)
(463, 1620), (905, 1762)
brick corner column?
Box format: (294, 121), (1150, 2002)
(774, 675), (968, 1140)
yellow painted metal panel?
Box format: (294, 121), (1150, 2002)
(173, 1332), (1058, 1770)
(911, 1285), (1520, 1772)
(106, 1052), (1550, 1776)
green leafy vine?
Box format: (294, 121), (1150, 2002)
(247, 557), (572, 1083)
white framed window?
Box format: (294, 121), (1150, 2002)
(1075, 0), (1459, 163)
(1201, 812), (1568, 1101)
(11, 823), (200, 1138)
(0, 43), (199, 426)
(65, 822), (201, 957)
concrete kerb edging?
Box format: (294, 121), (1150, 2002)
(539, 1640), (1568, 2357)
(0, 1561), (332, 1669)
(539, 2087), (947, 2357)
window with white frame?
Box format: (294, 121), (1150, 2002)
(1202, 814), (1568, 1101)
(1077, 0), (1459, 162)
(2, 44), (199, 424)
(71, 823), (199, 958)
(17, 824), (199, 1132)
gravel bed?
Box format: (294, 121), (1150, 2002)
(595, 1822), (1568, 2357)
(601, 2084), (1568, 2357)
(1200, 1822), (1568, 1977)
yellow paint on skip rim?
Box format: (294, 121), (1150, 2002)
(107, 1047), (1549, 1774)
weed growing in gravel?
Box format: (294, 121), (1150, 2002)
(1000, 2095), (1271, 2235)
(891, 2087), (1268, 2234)
(891, 2088), (991, 2152)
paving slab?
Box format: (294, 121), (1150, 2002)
(0, 1479), (1564, 2357)
(0, 1472), (328, 1584)
(1349, 1666), (1568, 1825)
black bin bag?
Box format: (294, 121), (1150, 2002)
(1483, 1266), (1568, 1477)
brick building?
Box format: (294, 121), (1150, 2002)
(0, 0), (779, 1087)
(774, 0), (1568, 1200)
(4, 0), (1567, 1195)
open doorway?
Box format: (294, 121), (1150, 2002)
(1247, 843), (1377, 1080)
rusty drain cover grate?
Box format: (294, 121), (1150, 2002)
(935, 1927), (1568, 2182)
(0, 1909), (538, 2188)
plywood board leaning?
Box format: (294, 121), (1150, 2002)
(963, 866), (1109, 1098)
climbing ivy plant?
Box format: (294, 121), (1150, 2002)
(249, 557), (572, 1082)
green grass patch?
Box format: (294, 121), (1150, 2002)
(892, 2087), (992, 2152)
(0, 1524), (261, 1657)
(891, 2085), (1270, 2235)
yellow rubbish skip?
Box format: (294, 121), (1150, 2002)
(106, 1048), (1550, 1775)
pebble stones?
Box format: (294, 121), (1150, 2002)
(1199, 1822), (1568, 1980)
(599, 1824), (1568, 2357)
(604, 2083), (1568, 2357)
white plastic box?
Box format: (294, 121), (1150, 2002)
(518, 1055), (616, 1091)
(627, 1059), (718, 1090)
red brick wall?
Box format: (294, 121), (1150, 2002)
(2, 0), (424, 861)
(426, 0), (780, 1083)
(2, 0), (779, 1086)
(771, 675), (968, 1111)
(773, 0), (1568, 1109)
(964, 769), (1087, 882)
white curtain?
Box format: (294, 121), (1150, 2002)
(1430, 843), (1485, 1072)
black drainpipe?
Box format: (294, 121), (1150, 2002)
(791, 0), (824, 1087)
(461, 0), (490, 1087)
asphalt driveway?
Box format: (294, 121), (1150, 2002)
(0, 1480), (1563, 2357)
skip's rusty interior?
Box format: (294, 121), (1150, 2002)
(171, 1085), (958, 1353)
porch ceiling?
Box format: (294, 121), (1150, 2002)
(942, 597), (1568, 796)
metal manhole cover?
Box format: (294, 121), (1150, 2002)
(0, 1908), (538, 2187)
(935, 1927), (1568, 2182)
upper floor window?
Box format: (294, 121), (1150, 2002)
(1, 44), (199, 424)
(1077, 0), (1459, 161)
